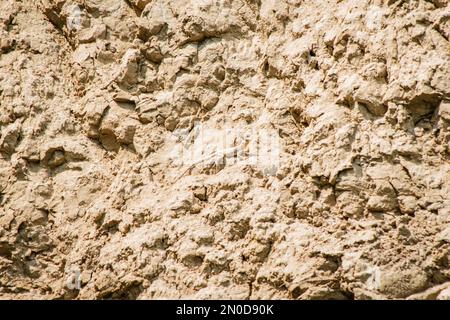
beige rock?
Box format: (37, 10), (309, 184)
(437, 287), (450, 300)
(0, 0), (448, 301)
(439, 101), (450, 121)
(378, 268), (429, 298)
(407, 282), (450, 300)
(398, 195), (417, 215)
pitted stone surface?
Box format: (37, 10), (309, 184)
(0, 0), (449, 299)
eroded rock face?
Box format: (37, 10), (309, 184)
(0, 0), (449, 300)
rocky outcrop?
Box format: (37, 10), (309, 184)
(0, 0), (449, 300)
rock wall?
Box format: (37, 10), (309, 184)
(0, 0), (449, 299)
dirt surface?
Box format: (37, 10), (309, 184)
(0, 0), (449, 300)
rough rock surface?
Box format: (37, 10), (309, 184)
(0, 0), (449, 300)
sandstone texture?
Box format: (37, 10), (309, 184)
(0, 0), (449, 300)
